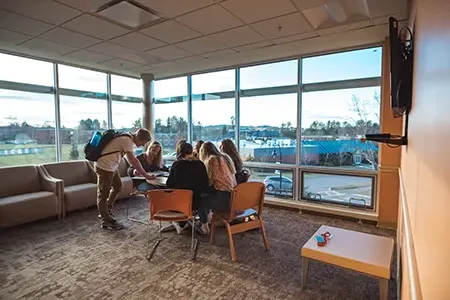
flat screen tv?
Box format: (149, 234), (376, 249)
(389, 17), (413, 118)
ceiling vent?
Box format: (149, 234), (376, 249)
(96, 0), (162, 29)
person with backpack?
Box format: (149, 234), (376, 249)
(86, 128), (155, 230)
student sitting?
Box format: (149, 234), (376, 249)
(193, 140), (204, 159)
(166, 141), (209, 234)
(220, 138), (250, 184)
(198, 141), (237, 234)
(127, 140), (168, 192)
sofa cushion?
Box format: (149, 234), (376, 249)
(64, 183), (97, 212)
(0, 165), (41, 198)
(43, 161), (93, 187)
(0, 191), (58, 228)
(118, 176), (132, 200)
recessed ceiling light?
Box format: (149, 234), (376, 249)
(97, 0), (161, 29)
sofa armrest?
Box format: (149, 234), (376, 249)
(37, 166), (64, 218)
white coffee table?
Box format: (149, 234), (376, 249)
(301, 225), (394, 300)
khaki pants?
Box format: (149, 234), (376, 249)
(95, 166), (122, 222)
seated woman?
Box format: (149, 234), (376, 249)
(127, 140), (168, 192)
(193, 140), (204, 159)
(198, 141), (237, 234)
(220, 139), (250, 184)
(166, 141), (209, 234)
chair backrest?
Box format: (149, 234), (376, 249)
(148, 189), (193, 219)
(229, 182), (265, 217)
(0, 165), (41, 197)
(41, 160), (94, 186)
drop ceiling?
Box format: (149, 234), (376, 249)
(0, 0), (407, 79)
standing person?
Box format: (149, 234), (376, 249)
(193, 140), (204, 159)
(220, 139), (250, 184)
(95, 128), (155, 230)
(127, 140), (169, 192)
(198, 142), (237, 234)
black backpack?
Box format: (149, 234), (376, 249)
(84, 130), (131, 162)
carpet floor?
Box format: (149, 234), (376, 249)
(0, 196), (397, 300)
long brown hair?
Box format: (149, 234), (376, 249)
(220, 139), (243, 172)
(200, 142), (235, 174)
(145, 140), (164, 168)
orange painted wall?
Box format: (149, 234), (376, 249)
(400, 0), (450, 298)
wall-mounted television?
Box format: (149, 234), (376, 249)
(389, 17), (414, 118)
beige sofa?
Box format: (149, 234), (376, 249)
(0, 165), (62, 228)
(117, 158), (133, 200)
(41, 161), (97, 217)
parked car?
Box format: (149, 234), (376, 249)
(264, 176), (293, 192)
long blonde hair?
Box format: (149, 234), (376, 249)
(145, 140), (164, 168)
(200, 141), (236, 174)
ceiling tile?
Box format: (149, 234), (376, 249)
(0, 0), (81, 25)
(136, 0), (214, 18)
(20, 38), (77, 55)
(221, 0), (297, 24)
(273, 31), (318, 44)
(55, 0), (111, 12)
(99, 58), (142, 70)
(62, 14), (130, 39)
(366, 0), (407, 18)
(40, 27), (101, 48)
(203, 48), (236, 58)
(63, 49), (112, 63)
(140, 20), (201, 43)
(176, 5), (243, 35)
(135, 52), (166, 64)
(0, 28), (31, 45)
(144, 45), (192, 60)
(291, 0), (327, 10)
(88, 42), (137, 57)
(301, 5), (329, 29)
(0, 10), (53, 36)
(251, 13), (313, 40)
(317, 20), (371, 35)
(233, 40), (273, 52)
(175, 37), (225, 54)
(132, 65), (156, 73)
(150, 61), (180, 72)
(174, 55), (207, 65)
(110, 32), (165, 51)
(209, 26), (265, 47)
(372, 13), (406, 26)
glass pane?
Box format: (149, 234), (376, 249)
(0, 89), (56, 166)
(112, 101), (142, 131)
(192, 69), (235, 142)
(58, 65), (107, 93)
(192, 69), (235, 94)
(301, 86), (380, 170)
(154, 76), (187, 99)
(302, 47), (382, 84)
(59, 95), (108, 161)
(302, 172), (374, 208)
(0, 53), (53, 86)
(240, 94), (297, 164)
(246, 167), (294, 199)
(240, 60), (297, 90)
(111, 75), (142, 98)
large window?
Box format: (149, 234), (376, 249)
(192, 70), (235, 144)
(0, 53), (54, 86)
(301, 48), (382, 170)
(154, 77), (188, 155)
(111, 75), (142, 131)
(239, 60), (298, 164)
(0, 89), (56, 166)
(58, 65), (107, 94)
(246, 166), (295, 200)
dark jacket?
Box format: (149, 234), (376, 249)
(166, 159), (209, 210)
(127, 153), (169, 177)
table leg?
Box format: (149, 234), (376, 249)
(301, 257), (310, 290)
(379, 278), (388, 300)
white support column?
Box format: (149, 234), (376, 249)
(53, 63), (62, 162)
(107, 74), (112, 129)
(141, 73), (155, 133)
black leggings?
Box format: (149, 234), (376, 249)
(199, 190), (231, 223)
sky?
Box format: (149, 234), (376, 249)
(0, 47), (382, 129)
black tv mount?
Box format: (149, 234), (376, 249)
(362, 115), (409, 147)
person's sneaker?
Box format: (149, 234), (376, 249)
(98, 214), (116, 220)
(101, 220), (123, 230)
(172, 222), (185, 235)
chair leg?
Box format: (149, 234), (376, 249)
(210, 215), (216, 245)
(225, 223), (237, 262)
(259, 216), (269, 250)
(146, 221), (164, 261)
(191, 217), (198, 261)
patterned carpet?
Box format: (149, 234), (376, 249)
(0, 195), (397, 300)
